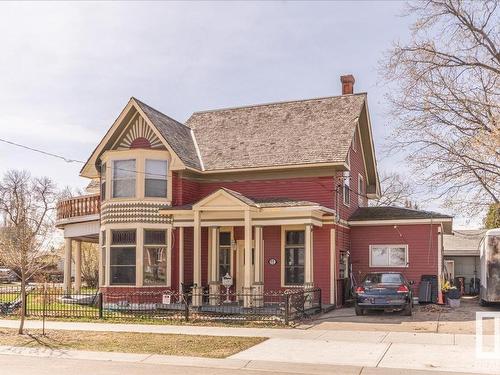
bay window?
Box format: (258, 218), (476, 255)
(112, 159), (136, 198)
(110, 230), (136, 285)
(143, 229), (167, 285)
(100, 162), (106, 201)
(284, 230), (305, 285)
(145, 159), (168, 198)
(370, 245), (408, 267)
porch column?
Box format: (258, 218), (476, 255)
(178, 227), (184, 293)
(74, 240), (82, 291)
(209, 226), (220, 305)
(304, 224), (314, 289)
(192, 210), (203, 306)
(166, 227), (172, 288)
(253, 226), (264, 307)
(63, 238), (72, 295)
(243, 210), (253, 307)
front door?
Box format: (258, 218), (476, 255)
(236, 240), (254, 293)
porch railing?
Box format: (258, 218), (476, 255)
(0, 285), (322, 324)
(56, 194), (100, 221)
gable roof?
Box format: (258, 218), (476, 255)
(80, 98), (202, 177)
(349, 206), (453, 221)
(186, 93), (367, 171)
(133, 98), (201, 170)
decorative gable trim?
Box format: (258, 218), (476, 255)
(116, 115), (163, 149)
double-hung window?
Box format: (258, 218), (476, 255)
(218, 232), (232, 278)
(343, 171), (350, 206)
(284, 230), (305, 285)
(143, 230), (167, 285)
(110, 230), (136, 285)
(145, 159), (167, 198)
(112, 159), (136, 198)
(369, 245), (408, 267)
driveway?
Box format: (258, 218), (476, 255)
(305, 297), (500, 334)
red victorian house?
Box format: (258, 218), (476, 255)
(56, 75), (452, 308)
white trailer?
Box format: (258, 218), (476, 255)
(480, 228), (500, 304)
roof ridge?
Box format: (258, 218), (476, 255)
(131, 97), (189, 129)
(191, 92), (367, 115)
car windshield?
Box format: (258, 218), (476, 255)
(364, 273), (403, 284)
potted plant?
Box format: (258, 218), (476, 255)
(442, 281), (460, 307)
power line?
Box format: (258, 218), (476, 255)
(0, 137), (168, 178)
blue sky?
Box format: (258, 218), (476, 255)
(0, 2), (476, 227)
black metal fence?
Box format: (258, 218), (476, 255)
(0, 285), (322, 324)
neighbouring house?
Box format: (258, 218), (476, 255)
(56, 74), (453, 308)
(443, 229), (485, 294)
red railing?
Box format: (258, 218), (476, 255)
(57, 194), (100, 220)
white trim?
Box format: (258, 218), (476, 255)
(369, 244), (409, 268)
(190, 129), (205, 171)
(281, 225), (307, 288)
(349, 218), (452, 226)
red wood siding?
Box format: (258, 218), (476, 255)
(350, 224), (440, 291)
(178, 176), (336, 209)
(336, 127), (367, 221)
(313, 225), (332, 303)
(263, 226), (282, 291)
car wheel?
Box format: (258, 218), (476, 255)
(402, 303), (412, 316)
(355, 305), (364, 316)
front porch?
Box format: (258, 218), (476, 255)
(161, 188), (334, 308)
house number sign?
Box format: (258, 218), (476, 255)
(268, 258), (277, 265)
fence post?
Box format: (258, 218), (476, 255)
(284, 293), (289, 325)
(184, 292), (189, 322)
(98, 292), (103, 319)
(23, 289), (28, 317)
(318, 288), (322, 312)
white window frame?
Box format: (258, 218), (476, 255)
(144, 159), (168, 198)
(358, 174), (364, 207)
(369, 244), (409, 268)
(343, 171), (350, 207)
(112, 159), (136, 198)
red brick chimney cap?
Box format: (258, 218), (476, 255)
(340, 74), (355, 84)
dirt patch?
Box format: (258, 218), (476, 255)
(307, 298), (499, 334)
(0, 328), (266, 358)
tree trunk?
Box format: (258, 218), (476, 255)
(18, 270), (26, 335)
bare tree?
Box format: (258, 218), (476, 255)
(381, 0), (500, 214)
(80, 242), (99, 288)
(371, 172), (417, 207)
(0, 170), (57, 334)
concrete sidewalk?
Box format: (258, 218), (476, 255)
(0, 344), (493, 375)
(0, 319), (480, 346)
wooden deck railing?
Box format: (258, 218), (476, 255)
(56, 194), (100, 220)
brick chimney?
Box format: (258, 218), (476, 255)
(340, 74), (355, 95)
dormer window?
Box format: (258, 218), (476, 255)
(112, 159), (136, 198)
(145, 159), (168, 198)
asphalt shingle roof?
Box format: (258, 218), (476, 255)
(349, 206), (452, 221)
(185, 94), (366, 171)
(134, 98), (202, 170)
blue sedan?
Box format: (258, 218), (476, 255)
(355, 272), (414, 316)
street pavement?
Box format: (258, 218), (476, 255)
(0, 351), (489, 375)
